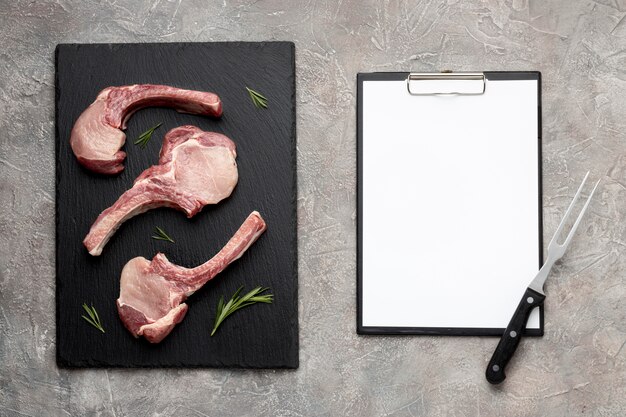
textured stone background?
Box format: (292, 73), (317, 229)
(1, 0), (625, 416)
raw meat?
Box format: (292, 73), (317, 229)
(70, 84), (222, 174)
(117, 211), (267, 343)
(83, 125), (238, 256)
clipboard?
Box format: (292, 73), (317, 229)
(357, 71), (543, 336)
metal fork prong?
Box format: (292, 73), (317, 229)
(561, 178), (599, 251)
(548, 171), (590, 250)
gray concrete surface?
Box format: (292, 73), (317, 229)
(1, 0), (625, 416)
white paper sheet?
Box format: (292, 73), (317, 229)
(361, 76), (540, 330)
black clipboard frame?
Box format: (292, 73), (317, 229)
(356, 71), (543, 337)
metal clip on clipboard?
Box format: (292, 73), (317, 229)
(406, 72), (486, 96)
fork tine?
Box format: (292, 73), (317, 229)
(548, 171), (589, 249)
(561, 178), (599, 250)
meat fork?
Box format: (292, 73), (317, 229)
(486, 172), (599, 384)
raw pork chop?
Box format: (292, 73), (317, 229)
(83, 125), (238, 256)
(70, 84), (222, 174)
(117, 211), (267, 343)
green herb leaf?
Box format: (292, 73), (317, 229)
(81, 303), (105, 333)
(211, 286), (273, 336)
(245, 87), (268, 109)
(152, 226), (175, 243)
(134, 123), (163, 149)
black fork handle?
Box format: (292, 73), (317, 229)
(486, 287), (545, 384)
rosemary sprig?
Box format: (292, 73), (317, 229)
(211, 286), (273, 336)
(81, 303), (105, 333)
(134, 123), (162, 148)
(245, 87), (268, 109)
(152, 226), (175, 243)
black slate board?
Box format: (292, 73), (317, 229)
(55, 42), (298, 368)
